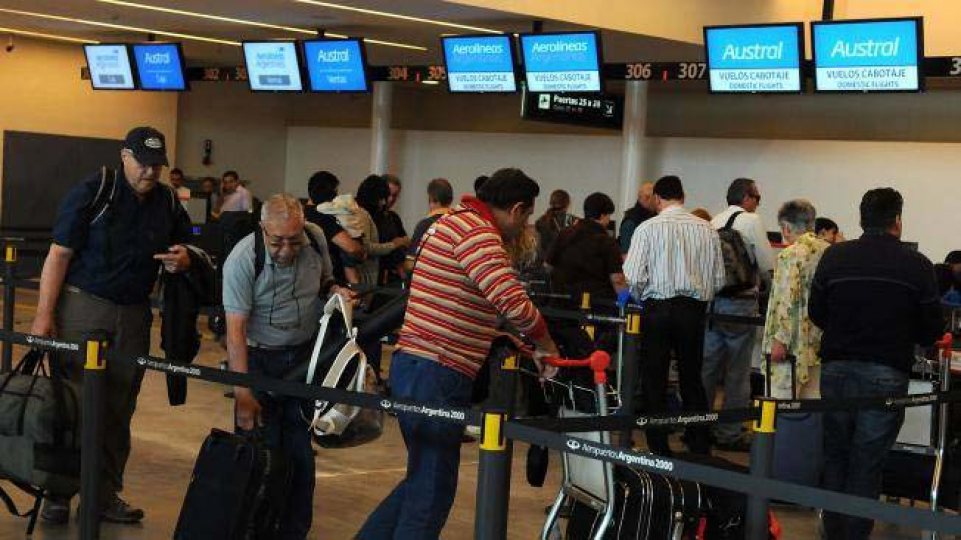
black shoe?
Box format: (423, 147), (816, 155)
(40, 497), (70, 524)
(100, 494), (144, 524)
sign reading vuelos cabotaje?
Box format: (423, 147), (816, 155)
(705, 24), (803, 93)
(303, 39), (369, 92)
(813, 18), (923, 92)
(83, 44), (135, 90)
(520, 32), (603, 93)
(132, 43), (187, 91)
(242, 41), (304, 92)
(442, 35), (516, 93)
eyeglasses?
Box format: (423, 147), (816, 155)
(267, 262), (302, 331)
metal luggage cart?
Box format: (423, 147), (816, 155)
(538, 353), (620, 540)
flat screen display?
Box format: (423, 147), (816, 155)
(704, 23), (803, 93)
(132, 43), (188, 91)
(812, 17), (923, 92)
(442, 34), (517, 93)
(302, 38), (370, 92)
(84, 44), (136, 90)
(520, 31), (603, 93)
(242, 41), (304, 92)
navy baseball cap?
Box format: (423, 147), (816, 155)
(123, 126), (168, 167)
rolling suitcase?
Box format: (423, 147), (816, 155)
(766, 354), (822, 488)
(174, 429), (290, 540)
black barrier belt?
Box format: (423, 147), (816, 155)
(111, 353), (482, 427)
(0, 329), (81, 353)
(505, 421), (961, 533)
(535, 306), (626, 326)
(708, 312), (766, 326)
(515, 407), (760, 433)
(772, 388), (961, 413)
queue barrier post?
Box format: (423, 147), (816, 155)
(79, 331), (109, 540)
(580, 292), (595, 341)
(2, 242), (17, 372)
(746, 399), (777, 540)
(474, 353), (519, 540)
(619, 307), (642, 446)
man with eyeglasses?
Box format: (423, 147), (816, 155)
(703, 177), (776, 451)
(31, 126), (193, 524)
(223, 193), (350, 540)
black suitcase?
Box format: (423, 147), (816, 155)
(174, 429), (291, 540)
(882, 448), (961, 510)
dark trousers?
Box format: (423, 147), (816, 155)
(358, 352), (472, 540)
(821, 361), (908, 540)
(639, 297), (711, 455)
(56, 288), (150, 505)
(246, 344), (315, 540)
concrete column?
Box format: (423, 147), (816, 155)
(619, 80), (649, 210)
(370, 81), (393, 175)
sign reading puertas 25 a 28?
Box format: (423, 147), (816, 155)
(442, 35), (516, 93)
(813, 18), (923, 92)
(132, 43), (187, 91)
(704, 24), (803, 93)
(520, 32), (603, 93)
(242, 41), (304, 92)
(84, 44), (135, 90)
(303, 39), (370, 92)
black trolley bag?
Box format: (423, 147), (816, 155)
(0, 349), (81, 535)
(174, 428), (291, 540)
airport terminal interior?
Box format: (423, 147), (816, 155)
(1, 0), (961, 539)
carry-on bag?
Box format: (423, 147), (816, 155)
(766, 354), (822, 488)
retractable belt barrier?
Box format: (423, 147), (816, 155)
(2, 326), (960, 535)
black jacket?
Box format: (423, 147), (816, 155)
(161, 247), (217, 405)
(809, 233), (943, 373)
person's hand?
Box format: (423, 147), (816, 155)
(234, 387), (262, 431)
(391, 236), (411, 249)
(30, 312), (56, 338)
(331, 285), (359, 306)
(533, 340), (561, 381)
(770, 340), (788, 364)
(154, 245), (191, 273)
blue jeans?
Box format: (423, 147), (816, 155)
(702, 297), (758, 442)
(357, 352), (473, 540)
(246, 344), (315, 540)
(821, 361), (908, 540)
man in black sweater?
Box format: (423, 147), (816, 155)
(809, 188), (943, 540)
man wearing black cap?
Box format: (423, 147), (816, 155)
(30, 126), (193, 525)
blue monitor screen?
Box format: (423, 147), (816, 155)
(813, 18), (922, 92)
(303, 39), (369, 92)
(704, 24), (803, 93)
(520, 32), (602, 93)
(84, 44), (135, 90)
(132, 43), (187, 91)
(242, 41), (304, 92)
(442, 35), (516, 93)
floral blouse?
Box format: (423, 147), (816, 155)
(762, 232), (831, 394)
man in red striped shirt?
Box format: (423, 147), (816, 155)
(358, 168), (559, 540)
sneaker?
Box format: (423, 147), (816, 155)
(40, 497), (70, 524)
(100, 494), (144, 524)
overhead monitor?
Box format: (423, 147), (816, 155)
(442, 34), (517, 93)
(812, 17), (923, 92)
(704, 23), (804, 93)
(302, 38), (370, 92)
(519, 31), (603, 93)
(83, 44), (136, 90)
(242, 41), (304, 92)
(132, 42), (188, 91)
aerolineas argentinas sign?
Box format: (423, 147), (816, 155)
(813, 18), (923, 92)
(704, 23), (804, 93)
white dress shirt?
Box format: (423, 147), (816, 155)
(712, 205), (776, 278)
(624, 205), (726, 301)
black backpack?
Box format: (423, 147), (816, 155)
(716, 211), (759, 297)
(86, 166), (178, 226)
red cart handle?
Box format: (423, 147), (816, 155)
(542, 351), (611, 385)
(937, 333), (953, 361)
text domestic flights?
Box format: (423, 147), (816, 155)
(705, 24), (803, 93)
(443, 35), (516, 93)
(813, 18), (923, 92)
(520, 32), (603, 93)
(242, 41), (304, 92)
(84, 44), (135, 90)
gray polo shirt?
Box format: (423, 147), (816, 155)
(223, 223), (333, 347)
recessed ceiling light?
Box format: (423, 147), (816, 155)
(294, 0), (502, 35)
(95, 0), (426, 51)
(0, 7), (240, 46)
(0, 26), (94, 44)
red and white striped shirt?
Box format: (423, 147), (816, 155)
(397, 196), (548, 378)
